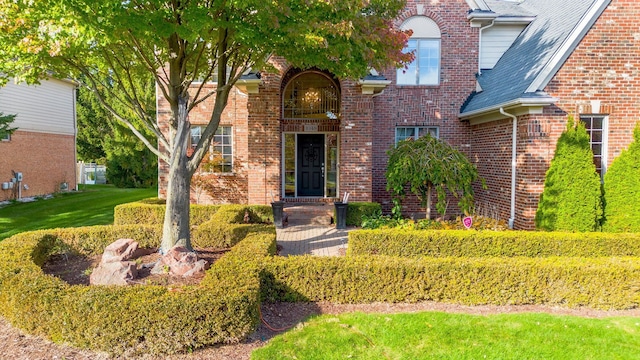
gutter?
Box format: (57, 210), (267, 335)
(500, 107), (517, 229)
(459, 94), (557, 120)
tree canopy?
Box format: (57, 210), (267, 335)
(0, 0), (411, 252)
(386, 135), (482, 219)
(76, 75), (158, 188)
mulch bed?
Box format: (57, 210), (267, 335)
(41, 247), (229, 287)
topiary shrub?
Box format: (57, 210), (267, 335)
(535, 117), (603, 231)
(603, 124), (640, 232)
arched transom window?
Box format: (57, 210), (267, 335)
(397, 16), (441, 86)
(283, 72), (340, 120)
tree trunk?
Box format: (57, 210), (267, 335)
(160, 95), (192, 254)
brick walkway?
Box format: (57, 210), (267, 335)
(276, 225), (353, 256)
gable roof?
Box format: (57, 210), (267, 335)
(460, 0), (611, 119)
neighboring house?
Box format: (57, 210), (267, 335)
(157, 0), (640, 229)
(0, 78), (77, 201)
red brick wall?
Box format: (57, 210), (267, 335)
(372, 0), (478, 215)
(472, 0), (640, 229)
(0, 130), (76, 201)
(157, 84), (250, 204)
(156, 1), (481, 211)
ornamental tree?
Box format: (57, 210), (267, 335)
(603, 123), (640, 232)
(0, 0), (410, 253)
(386, 135), (482, 219)
(535, 117), (603, 232)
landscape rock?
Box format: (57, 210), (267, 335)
(151, 245), (208, 277)
(101, 238), (139, 263)
(90, 261), (138, 286)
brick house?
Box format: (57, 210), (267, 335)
(0, 78), (78, 201)
(158, 0), (639, 229)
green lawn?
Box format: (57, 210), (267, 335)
(252, 311), (640, 360)
(0, 184), (157, 240)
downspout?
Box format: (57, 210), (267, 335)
(478, 20), (496, 75)
(73, 85), (78, 191)
(500, 107), (517, 229)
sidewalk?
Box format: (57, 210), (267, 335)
(276, 225), (353, 256)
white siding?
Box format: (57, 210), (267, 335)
(480, 24), (526, 70)
(0, 78), (76, 135)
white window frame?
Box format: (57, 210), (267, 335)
(190, 125), (234, 173)
(579, 115), (608, 179)
(1, 133), (10, 141)
(395, 126), (439, 145)
(397, 16), (441, 86)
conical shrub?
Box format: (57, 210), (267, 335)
(535, 117), (603, 231)
(603, 123), (640, 232)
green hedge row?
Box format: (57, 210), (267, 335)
(260, 255), (640, 309)
(0, 231), (259, 355)
(114, 202), (220, 226)
(114, 202), (274, 227)
(333, 202), (382, 226)
(348, 229), (640, 257)
(0, 213), (278, 356)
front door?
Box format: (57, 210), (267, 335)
(297, 134), (325, 196)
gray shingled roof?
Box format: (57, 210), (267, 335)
(483, 0), (534, 17)
(461, 0), (609, 116)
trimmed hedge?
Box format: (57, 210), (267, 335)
(333, 202), (382, 226)
(347, 229), (640, 258)
(114, 202), (273, 227)
(114, 202), (220, 226)
(260, 255), (640, 309)
(0, 218), (277, 355)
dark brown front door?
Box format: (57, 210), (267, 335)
(297, 134), (324, 196)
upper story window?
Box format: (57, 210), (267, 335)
(395, 126), (439, 145)
(190, 125), (233, 173)
(397, 16), (441, 86)
(283, 72), (340, 120)
(580, 115), (608, 178)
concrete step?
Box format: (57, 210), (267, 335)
(284, 204), (334, 226)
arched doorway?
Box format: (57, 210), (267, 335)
(281, 70), (341, 199)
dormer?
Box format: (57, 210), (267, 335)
(468, 0), (536, 72)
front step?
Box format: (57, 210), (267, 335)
(283, 204), (334, 226)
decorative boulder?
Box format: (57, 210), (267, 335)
(101, 238), (139, 263)
(151, 245), (208, 277)
(90, 261), (138, 286)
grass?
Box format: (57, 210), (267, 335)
(251, 311), (640, 360)
(0, 184), (157, 240)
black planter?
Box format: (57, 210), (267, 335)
(271, 201), (284, 228)
(334, 202), (348, 229)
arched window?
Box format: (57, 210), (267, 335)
(397, 16), (441, 86)
(282, 72), (340, 120)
